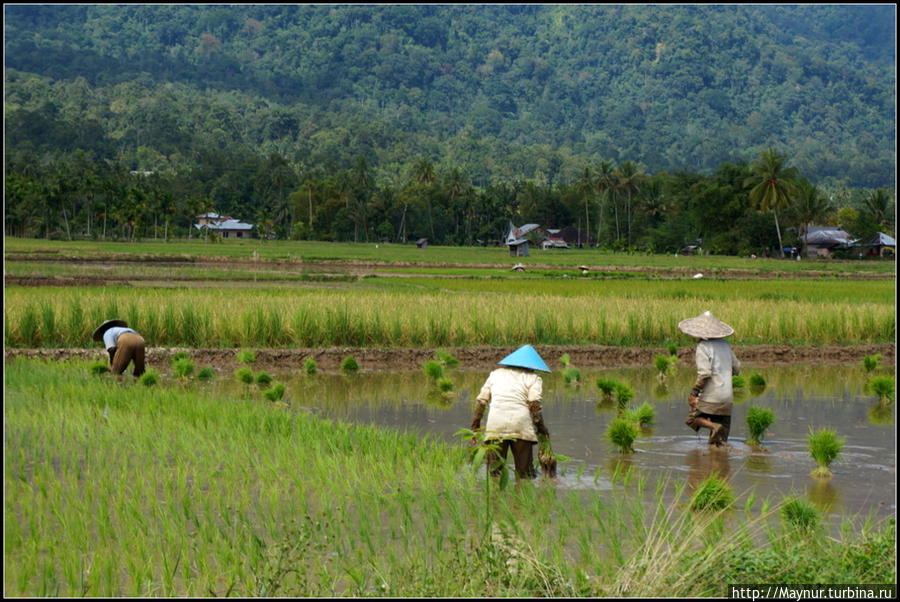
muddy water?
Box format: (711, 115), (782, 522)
(225, 364), (895, 522)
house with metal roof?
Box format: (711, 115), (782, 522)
(800, 226), (853, 258)
(194, 212), (254, 239)
(506, 222), (539, 257)
(851, 232), (896, 258)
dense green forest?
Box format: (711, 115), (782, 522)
(4, 4), (896, 252)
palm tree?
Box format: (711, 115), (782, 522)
(789, 179), (833, 246)
(594, 161), (617, 245)
(862, 189), (894, 233)
(576, 167), (595, 246)
(745, 149), (799, 258)
(615, 161), (645, 246)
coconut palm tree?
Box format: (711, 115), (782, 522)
(615, 161), (646, 246)
(576, 167), (595, 246)
(789, 178), (834, 244)
(594, 160), (617, 245)
(745, 149), (799, 258)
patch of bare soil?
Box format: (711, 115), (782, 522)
(6, 344), (894, 373)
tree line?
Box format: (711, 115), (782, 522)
(5, 147), (894, 256)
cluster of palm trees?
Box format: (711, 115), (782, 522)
(576, 159), (648, 248)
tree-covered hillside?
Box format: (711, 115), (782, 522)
(5, 4), (895, 186)
(4, 5), (896, 251)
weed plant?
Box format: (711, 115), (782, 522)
(746, 406), (775, 445)
(808, 428), (845, 478)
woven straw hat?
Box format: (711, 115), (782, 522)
(677, 311), (734, 339)
(92, 319), (128, 342)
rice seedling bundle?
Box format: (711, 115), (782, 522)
(423, 360), (444, 381)
(172, 357), (195, 379)
(256, 371), (274, 386)
(863, 354), (883, 373)
(614, 383), (635, 409)
(690, 475), (734, 511)
(88, 361), (109, 376)
(563, 366), (582, 384)
(596, 378), (619, 398)
(304, 357), (318, 375)
(197, 367), (216, 380)
(341, 357), (359, 373)
(732, 374), (747, 389)
(807, 428), (845, 478)
(867, 376), (894, 403)
(745, 406), (775, 445)
(780, 497), (820, 533)
(607, 418), (639, 453)
(234, 367), (255, 385)
(263, 383), (286, 402)
(138, 369), (160, 387)
(436, 378), (454, 392)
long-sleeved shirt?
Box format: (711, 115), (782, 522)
(693, 338), (741, 416)
(475, 366), (544, 442)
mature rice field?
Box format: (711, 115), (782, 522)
(4, 281), (895, 348)
(4, 359), (895, 597)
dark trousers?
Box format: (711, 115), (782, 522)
(486, 439), (537, 479)
(112, 333), (146, 377)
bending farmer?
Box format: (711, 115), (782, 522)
(678, 311), (741, 447)
(92, 319), (146, 377)
(469, 345), (551, 479)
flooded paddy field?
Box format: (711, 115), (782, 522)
(219, 364), (895, 524)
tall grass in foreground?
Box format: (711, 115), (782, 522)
(4, 359), (894, 597)
(4, 286), (895, 348)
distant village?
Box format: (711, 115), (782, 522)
(194, 212), (894, 260)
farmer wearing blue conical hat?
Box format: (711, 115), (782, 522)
(92, 319), (146, 377)
(469, 345), (552, 479)
(678, 311), (741, 447)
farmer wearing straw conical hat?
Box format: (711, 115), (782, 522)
(469, 345), (552, 479)
(678, 311), (741, 447)
(92, 319), (146, 377)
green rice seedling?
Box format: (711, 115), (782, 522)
(654, 354), (671, 376)
(862, 354), (882, 373)
(263, 383), (286, 402)
(341, 356), (359, 374)
(88, 361), (109, 376)
(256, 371), (273, 387)
(746, 406), (775, 446)
(630, 402), (655, 427)
(607, 417), (639, 453)
(596, 378), (619, 398)
(304, 357), (318, 374)
(172, 357), (195, 379)
(234, 366), (255, 385)
(666, 343), (678, 356)
(732, 374), (746, 389)
(236, 349), (257, 365)
(435, 349), (460, 368)
(436, 378), (454, 393)
(171, 350), (190, 362)
(748, 373), (767, 395)
(614, 383), (635, 410)
(867, 376), (894, 403)
(807, 428), (845, 478)
(559, 353), (572, 367)
(138, 369), (160, 387)
(690, 474), (734, 511)
(563, 366), (582, 385)
(197, 366), (215, 380)
(780, 497), (820, 533)
(423, 360), (444, 381)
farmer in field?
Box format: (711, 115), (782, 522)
(679, 311), (741, 447)
(469, 345), (552, 479)
(92, 319), (146, 377)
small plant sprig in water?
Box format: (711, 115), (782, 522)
(732, 374), (746, 389)
(748, 373), (767, 395)
(780, 497), (820, 533)
(625, 402), (655, 427)
(263, 382), (286, 402)
(256, 371), (273, 387)
(653, 354), (677, 380)
(435, 349), (460, 369)
(690, 474), (735, 511)
(867, 376), (894, 403)
(340, 356), (359, 374)
(607, 417), (639, 453)
(666, 342), (678, 356)
(746, 406), (775, 446)
(563, 366), (581, 385)
(614, 382), (635, 411)
(559, 353), (572, 367)
(436, 377), (454, 393)
(171, 350), (190, 362)
(303, 357), (317, 375)
(862, 354), (882, 373)
(197, 366), (215, 380)
(808, 427), (844, 478)
(235, 366), (254, 385)
(596, 377), (619, 399)
(423, 360), (444, 381)
(172, 357), (195, 379)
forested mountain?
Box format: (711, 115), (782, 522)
(4, 4), (896, 251)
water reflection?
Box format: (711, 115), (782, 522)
(807, 478), (841, 513)
(685, 447), (732, 488)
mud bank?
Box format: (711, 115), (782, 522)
(6, 344), (894, 373)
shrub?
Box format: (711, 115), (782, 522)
(808, 428), (845, 478)
(341, 357), (359, 373)
(690, 474), (734, 511)
(304, 357), (317, 375)
(236, 349), (256, 365)
(867, 376), (894, 403)
(746, 406), (775, 445)
(88, 361), (109, 376)
(780, 497), (820, 533)
(197, 366), (215, 380)
(607, 418), (639, 453)
(423, 360), (444, 381)
(138, 369), (160, 387)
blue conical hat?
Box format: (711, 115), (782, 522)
(497, 345), (550, 372)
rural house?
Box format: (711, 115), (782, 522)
(800, 226), (853, 258)
(506, 222), (540, 257)
(194, 212), (254, 239)
(850, 232), (896, 258)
